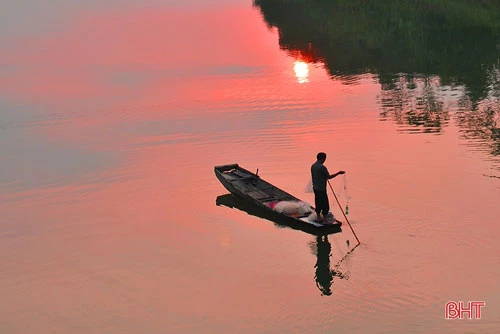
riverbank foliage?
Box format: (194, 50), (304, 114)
(254, 0), (500, 102)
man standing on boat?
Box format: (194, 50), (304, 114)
(311, 152), (345, 222)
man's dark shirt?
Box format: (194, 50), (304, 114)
(311, 160), (329, 191)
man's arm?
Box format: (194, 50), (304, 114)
(328, 171), (346, 179)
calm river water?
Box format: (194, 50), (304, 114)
(1, 0), (500, 333)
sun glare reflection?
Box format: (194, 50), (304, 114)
(294, 61), (309, 84)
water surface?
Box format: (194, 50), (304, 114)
(1, 0), (500, 333)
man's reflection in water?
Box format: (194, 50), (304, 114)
(315, 235), (347, 296)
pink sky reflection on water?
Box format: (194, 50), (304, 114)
(1, 2), (500, 333)
(1, 6), (281, 101)
(0, 3), (376, 151)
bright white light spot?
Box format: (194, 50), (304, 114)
(294, 61), (309, 84)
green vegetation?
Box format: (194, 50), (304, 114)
(254, 0), (500, 101)
(254, 0), (500, 154)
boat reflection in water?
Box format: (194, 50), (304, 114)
(216, 194), (348, 296)
(216, 194), (342, 237)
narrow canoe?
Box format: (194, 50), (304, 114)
(214, 164), (342, 233)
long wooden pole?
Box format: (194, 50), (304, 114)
(328, 180), (360, 246)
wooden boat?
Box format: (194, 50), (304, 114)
(214, 164), (342, 233)
(216, 194), (341, 236)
